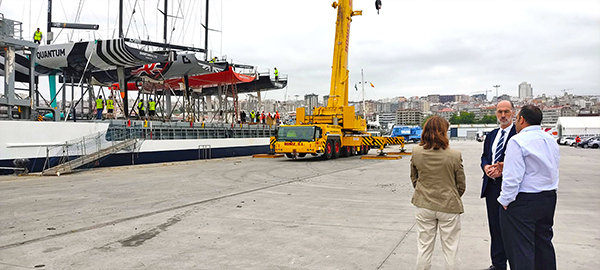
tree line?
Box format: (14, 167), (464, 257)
(422, 112), (497, 126)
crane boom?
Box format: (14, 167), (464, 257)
(329, 0), (362, 109)
(295, 0), (364, 131)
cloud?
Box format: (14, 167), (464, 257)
(1, 0), (598, 102)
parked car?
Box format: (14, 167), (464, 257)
(577, 137), (600, 148)
(559, 136), (576, 146)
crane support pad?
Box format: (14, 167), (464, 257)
(386, 152), (413, 156)
(360, 155), (402, 160)
(253, 154), (284, 158)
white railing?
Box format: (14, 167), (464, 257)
(42, 129), (137, 171)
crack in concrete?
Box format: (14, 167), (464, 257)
(0, 261), (37, 269)
(376, 222), (416, 270)
(210, 216), (408, 232)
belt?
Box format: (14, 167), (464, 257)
(518, 189), (557, 195)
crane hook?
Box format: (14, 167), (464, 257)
(375, 0), (382, 14)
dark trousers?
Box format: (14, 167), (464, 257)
(484, 179), (507, 269)
(500, 191), (557, 270)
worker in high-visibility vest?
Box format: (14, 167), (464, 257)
(106, 96), (115, 119)
(95, 95), (104, 120)
(275, 110), (281, 125)
(148, 98), (156, 118)
(250, 110), (256, 123)
(267, 112), (273, 126)
(274, 67), (279, 81)
(33, 28), (42, 44)
(137, 100), (145, 119)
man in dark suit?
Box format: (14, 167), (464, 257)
(480, 100), (517, 270)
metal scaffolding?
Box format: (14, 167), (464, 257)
(0, 14), (39, 120)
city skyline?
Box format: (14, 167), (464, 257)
(270, 88), (595, 104)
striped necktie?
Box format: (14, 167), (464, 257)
(493, 130), (506, 164)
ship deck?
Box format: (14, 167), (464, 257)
(0, 141), (598, 269)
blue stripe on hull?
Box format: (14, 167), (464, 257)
(0, 145), (269, 175)
(0, 157), (47, 175)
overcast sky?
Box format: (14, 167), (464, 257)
(1, 0), (599, 102)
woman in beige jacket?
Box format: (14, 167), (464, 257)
(410, 116), (466, 270)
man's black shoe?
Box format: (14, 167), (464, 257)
(483, 265), (506, 270)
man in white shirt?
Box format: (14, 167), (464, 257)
(498, 105), (559, 270)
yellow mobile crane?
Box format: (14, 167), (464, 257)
(273, 0), (404, 159)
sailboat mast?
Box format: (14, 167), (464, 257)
(118, 0), (127, 117)
(163, 0), (168, 44)
(119, 0), (123, 38)
(47, 0), (52, 44)
(204, 0), (209, 60)
(362, 69), (366, 119)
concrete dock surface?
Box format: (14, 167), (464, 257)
(0, 141), (598, 269)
